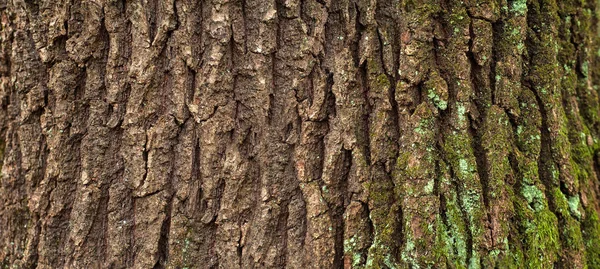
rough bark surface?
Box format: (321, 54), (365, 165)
(1, 0), (600, 268)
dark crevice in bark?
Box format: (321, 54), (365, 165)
(332, 148), (351, 269)
(374, 0), (397, 78)
(359, 200), (373, 266)
(276, 199), (291, 267)
(147, 0), (159, 45)
(36, 117), (49, 190)
(267, 93), (275, 124)
(237, 223), (244, 268)
(153, 193), (173, 269)
(95, 183), (111, 264)
(140, 134), (149, 193)
(305, 59), (316, 106)
(593, 152), (600, 212)
(186, 66), (197, 105)
(359, 61), (371, 166)
(471, 123), (491, 242)
(377, 32), (400, 155)
(490, 20), (503, 108)
(467, 38), (489, 212)
(325, 71), (336, 118)
(191, 134), (203, 217)
(351, 2), (362, 66)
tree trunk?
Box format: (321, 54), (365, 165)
(1, 0), (600, 268)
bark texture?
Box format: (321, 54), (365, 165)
(1, 0), (600, 268)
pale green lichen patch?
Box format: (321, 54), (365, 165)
(457, 104), (467, 125)
(428, 89), (448, 111)
(511, 0), (527, 16)
(568, 195), (582, 219)
(424, 179), (434, 195)
(521, 184), (545, 211)
(344, 235), (365, 267)
(459, 159), (470, 175)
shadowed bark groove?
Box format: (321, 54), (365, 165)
(1, 0), (600, 268)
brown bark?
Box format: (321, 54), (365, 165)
(1, 0), (600, 268)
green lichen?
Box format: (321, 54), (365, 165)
(424, 179), (434, 194)
(458, 159), (470, 175)
(521, 184), (545, 211)
(567, 195), (582, 219)
(456, 104), (467, 124)
(511, 0), (528, 16)
(427, 89), (448, 110)
(344, 235), (365, 267)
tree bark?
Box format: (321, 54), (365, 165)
(1, 0), (600, 268)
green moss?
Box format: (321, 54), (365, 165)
(514, 193), (560, 269)
(528, 209), (561, 267)
(398, 104), (444, 267)
(375, 74), (391, 89)
(551, 189), (585, 252)
(364, 176), (400, 268)
(583, 209), (600, 267)
(367, 235), (400, 269)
